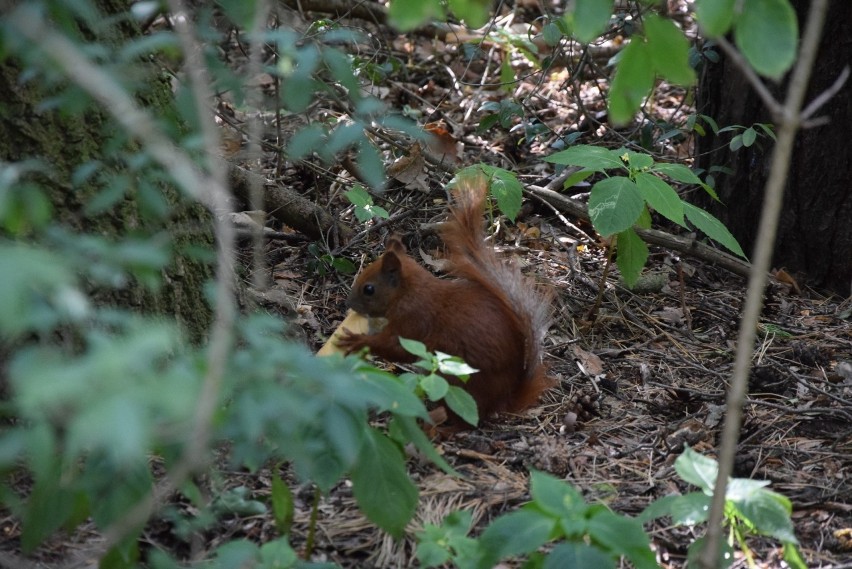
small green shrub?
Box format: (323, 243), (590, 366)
(546, 144), (745, 286)
(640, 447), (806, 569)
(417, 470), (658, 569)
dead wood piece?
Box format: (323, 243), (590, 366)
(526, 183), (759, 280)
(228, 164), (351, 243)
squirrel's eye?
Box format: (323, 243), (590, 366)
(363, 284), (375, 296)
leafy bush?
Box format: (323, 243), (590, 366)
(641, 447), (806, 569)
(546, 145), (745, 286)
(0, 2), (432, 565)
(417, 470), (658, 569)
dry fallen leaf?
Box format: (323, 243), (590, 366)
(571, 345), (604, 376)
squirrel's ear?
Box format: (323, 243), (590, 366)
(385, 236), (407, 255)
(380, 250), (402, 284)
(381, 249), (401, 271)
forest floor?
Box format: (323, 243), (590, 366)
(215, 3), (851, 567)
(3, 1), (851, 568)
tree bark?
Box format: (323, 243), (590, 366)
(694, 0), (851, 296)
(0, 38), (215, 341)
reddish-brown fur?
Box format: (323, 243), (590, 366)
(337, 178), (552, 424)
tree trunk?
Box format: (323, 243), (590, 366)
(0, 21), (215, 341)
(694, 0), (851, 297)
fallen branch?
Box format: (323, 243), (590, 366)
(525, 183), (757, 280)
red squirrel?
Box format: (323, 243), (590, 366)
(337, 177), (552, 424)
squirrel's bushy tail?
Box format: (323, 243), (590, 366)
(441, 175), (553, 410)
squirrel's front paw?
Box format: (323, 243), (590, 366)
(335, 328), (367, 354)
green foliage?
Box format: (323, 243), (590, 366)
(546, 144), (744, 286)
(307, 242), (357, 276)
(0, 1), (452, 564)
(344, 184), (389, 222)
(608, 14), (696, 125)
(388, 0), (490, 30)
(399, 338), (479, 426)
(696, 0), (798, 79)
(640, 447), (806, 569)
(717, 122), (776, 151)
(416, 471), (658, 569)
(570, 0), (615, 44)
(476, 99), (524, 132)
(452, 164), (524, 223)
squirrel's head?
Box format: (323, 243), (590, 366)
(347, 237), (407, 317)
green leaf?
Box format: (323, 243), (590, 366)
(270, 474), (295, 535)
(615, 228), (648, 288)
(542, 22), (563, 47)
(735, 0), (798, 79)
(637, 494), (681, 523)
(670, 492), (713, 525)
(587, 510), (657, 569)
(730, 134), (744, 151)
(683, 202), (746, 258)
(350, 429), (418, 538)
(726, 478), (772, 501)
(436, 352), (478, 377)
(0, 244), (78, 337)
(783, 542), (808, 569)
(421, 373), (449, 401)
(66, 396), (149, 465)
(479, 165), (524, 222)
(392, 416), (459, 476)
(732, 488), (798, 543)
(645, 14), (695, 85)
(345, 185), (372, 207)
(622, 150), (654, 171)
(447, 0), (490, 28)
(21, 463), (78, 552)
(562, 169), (595, 189)
(651, 162), (703, 185)
(529, 471), (588, 523)
(573, 0), (614, 44)
(588, 177), (645, 237)
(756, 122), (777, 140)
(400, 337), (431, 359)
(286, 124), (325, 160)
(543, 543), (616, 569)
(259, 537), (299, 568)
(674, 447), (719, 493)
(355, 367), (430, 418)
(479, 509), (555, 564)
(742, 126), (757, 147)
(211, 540), (259, 569)
(695, 0), (736, 36)
(445, 385), (479, 426)
(388, 0), (444, 31)
(416, 541), (451, 567)
(546, 145), (625, 172)
(608, 39), (655, 125)
(635, 172), (685, 226)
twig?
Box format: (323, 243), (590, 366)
(801, 65), (851, 120)
(247, 0), (271, 291)
(525, 183), (759, 278)
(700, 1), (831, 567)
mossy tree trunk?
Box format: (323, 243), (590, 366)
(0, 3), (215, 341)
(694, 0), (851, 296)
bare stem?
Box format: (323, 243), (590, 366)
(699, 1), (830, 567)
(247, 0), (272, 291)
